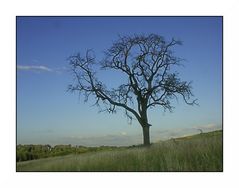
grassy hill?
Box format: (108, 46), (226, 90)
(16, 130), (222, 172)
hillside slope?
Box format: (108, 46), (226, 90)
(17, 130), (223, 172)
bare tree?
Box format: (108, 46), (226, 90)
(68, 34), (197, 146)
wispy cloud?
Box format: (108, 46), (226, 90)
(17, 65), (68, 74)
(193, 123), (222, 132)
(59, 132), (141, 147)
(17, 65), (52, 72)
(152, 123), (222, 141)
(120, 132), (127, 136)
(26, 124), (222, 146)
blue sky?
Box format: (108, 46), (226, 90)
(17, 17), (222, 146)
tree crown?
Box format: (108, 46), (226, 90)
(68, 34), (197, 123)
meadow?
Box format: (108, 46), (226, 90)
(16, 130), (222, 172)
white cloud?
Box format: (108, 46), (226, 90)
(120, 132), (127, 136)
(32, 123), (222, 146)
(151, 123), (222, 142)
(193, 123), (222, 132)
(59, 133), (141, 147)
(17, 65), (52, 72)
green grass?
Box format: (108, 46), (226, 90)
(17, 130), (222, 172)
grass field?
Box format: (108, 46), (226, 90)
(16, 130), (222, 172)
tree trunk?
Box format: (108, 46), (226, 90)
(140, 103), (150, 146)
(142, 126), (150, 146)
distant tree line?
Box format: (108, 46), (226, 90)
(16, 144), (120, 162)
